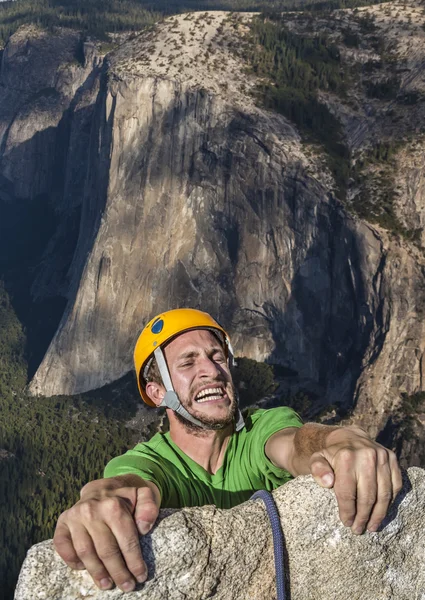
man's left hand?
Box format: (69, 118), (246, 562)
(310, 426), (402, 534)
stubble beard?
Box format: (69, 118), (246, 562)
(174, 380), (238, 435)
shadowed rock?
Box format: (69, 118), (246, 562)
(15, 468), (425, 599)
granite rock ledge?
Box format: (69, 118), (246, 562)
(15, 468), (425, 600)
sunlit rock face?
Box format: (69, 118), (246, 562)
(29, 69), (382, 404)
(24, 14), (387, 407)
(15, 468), (425, 600)
(1, 9), (425, 440)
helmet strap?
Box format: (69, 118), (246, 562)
(153, 347), (245, 431)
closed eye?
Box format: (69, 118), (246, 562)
(179, 361), (194, 368)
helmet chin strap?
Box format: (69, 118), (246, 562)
(153, 347), (245, 431)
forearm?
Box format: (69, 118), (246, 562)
(291, 423), (343, 476)
(266, 423), (360, 476)
(270, 422), (373, 476)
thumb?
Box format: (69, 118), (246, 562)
(310, 452), (335, 488)
(134, 486), (160, 536)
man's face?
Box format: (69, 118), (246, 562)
(164, 329), (237, 430)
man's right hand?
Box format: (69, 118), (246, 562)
(53, 475), (161, 592)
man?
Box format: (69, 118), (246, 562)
(54, 308), (402, 594)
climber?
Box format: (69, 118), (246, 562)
(53, 308), (402, 594)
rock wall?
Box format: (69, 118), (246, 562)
(29, 70), (384, 408)
(15, 468), (425, 600)
(1, 9), (425, 439)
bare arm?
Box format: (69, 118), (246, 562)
(265, 423), (402, 534)
(54, 474), (161, 592)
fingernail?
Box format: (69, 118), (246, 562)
(121, 581), (136, 592)
(99, 578), (113, 590)
(344, 519), (353, 528)
(136, 572), (147, 583)
(137, 520), (153, 535)
(321, 474), (333, 487)
(354, 526), (364, 535)
(368, 524), (378, 532)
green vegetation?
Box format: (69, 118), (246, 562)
(241, 13), (420, 239)
(242, 15), (350, 195)
(0, 0), (160, 46)
(379, 392), (425, 464)
(233, 357), (277, 408)
(0, 282), (142, 598)
(401, 391), (425, 415)
(0, 0), (392, 48)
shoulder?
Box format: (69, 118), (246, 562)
(244, 407), (303, 435)
(131, 432), (168, 455)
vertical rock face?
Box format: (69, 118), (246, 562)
(0, 25), (103, 306)
(1, 9), (425, 439)
(28, 68), (383, 407)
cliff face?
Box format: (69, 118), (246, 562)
(2, 6), (425, 442)
(26, 15), (383, 411)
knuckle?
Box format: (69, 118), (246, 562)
(376, 448), (389, 464)
(79, 500), (98, 521)
(362, 448), (377, 463)
(121, 537), (142, 554)
(88, 566), (109, 580)
(98, 546), (122, 562)
(338, 448), (355, 463)
(103, 497), (126, 515)
(336, 490), (356, 502)
(357, 495), (376, 506)
(74, 544), (94, 560)
(132, 561), (147, 577)
(54, 545), (77, 564)
(379, 490), (393, 502)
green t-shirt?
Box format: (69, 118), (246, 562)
(104, 407), (303, 509)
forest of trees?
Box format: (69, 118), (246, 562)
(0, 282), (143, 597)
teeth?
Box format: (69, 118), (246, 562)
(195, 387), (224, 402)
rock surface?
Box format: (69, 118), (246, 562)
(1, 6), (425, 451)
(15, 468), (425, 600)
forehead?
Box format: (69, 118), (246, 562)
(164, 329), (223, 360)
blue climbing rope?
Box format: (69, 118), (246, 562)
(251, 490), (286, 600)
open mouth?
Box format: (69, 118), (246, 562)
(195, 387), (226, 403)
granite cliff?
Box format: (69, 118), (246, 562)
(1, 3), (425, 457)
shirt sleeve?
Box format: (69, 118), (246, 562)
(104, 450), (168, 501)
(247, 407), (303, 488)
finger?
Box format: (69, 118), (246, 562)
(53, 520), (85, 570)
(366, 449), (393, 532)
(68, 524), (114, 591)
(108, 508), (148, 584)
(87, 521), (137, 592)
(351, 448), (378, 534)
(310, 453), (335, 487)
(135, 485), (160, 535)
(389, 451), (403, 501)
(332, 448), (357, 528)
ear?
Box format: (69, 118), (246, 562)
(145, 381), (166, 407)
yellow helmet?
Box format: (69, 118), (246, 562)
(134, 308), (232, 407)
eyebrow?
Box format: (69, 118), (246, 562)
(176, 346), (224, 361)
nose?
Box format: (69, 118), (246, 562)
(198, 355), (223, 379)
